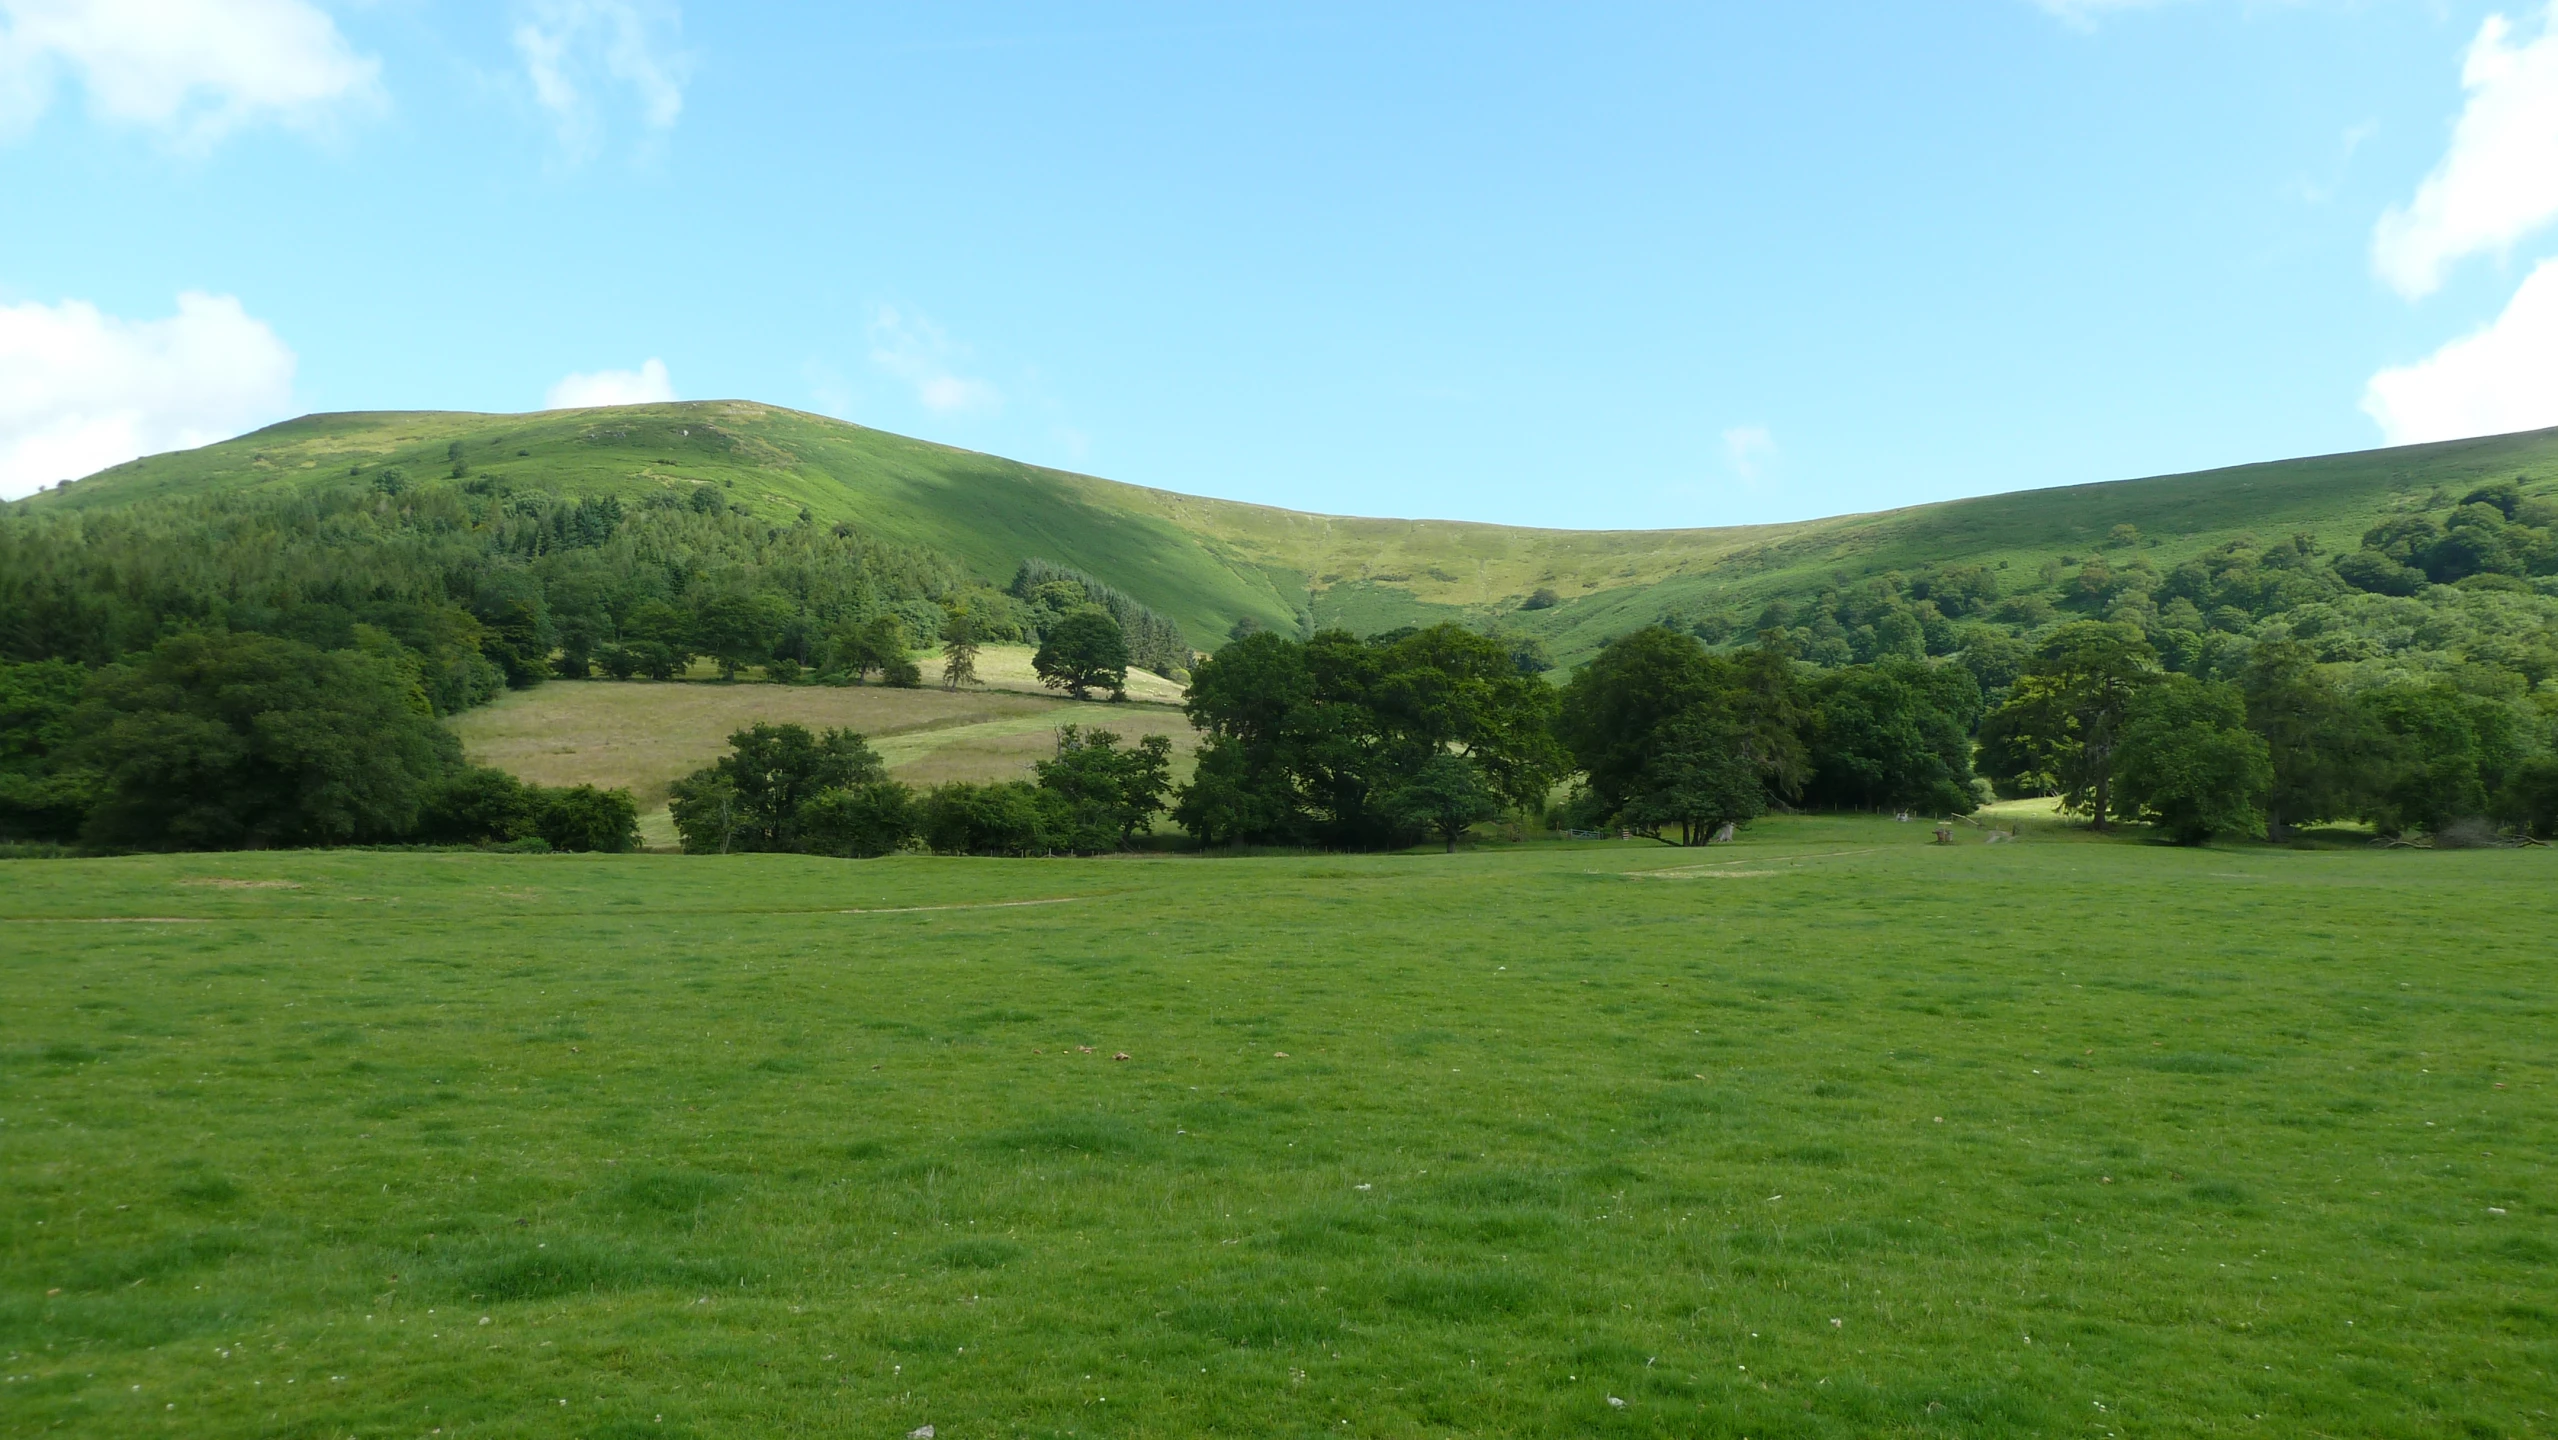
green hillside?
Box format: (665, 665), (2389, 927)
(33, 404), (1313, 652)
(32, 401), (2558, 673)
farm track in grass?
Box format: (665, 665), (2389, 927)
(3, 815), (2553, 1437)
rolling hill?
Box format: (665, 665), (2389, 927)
(31, 400), (2558, 669)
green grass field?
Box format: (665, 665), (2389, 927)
(3, 820), (2552, 1438)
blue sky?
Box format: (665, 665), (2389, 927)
(5, 1), (2558, 527)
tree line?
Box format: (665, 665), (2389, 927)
(9, 613), (2553, 854)
(1663, 490), (2558, 702)
(0, 632), (637, 851)
(664, 721), (1175, 858)
(1558, 618), (2553, 846)
(1978, 621), (2558, 843)
(0, 471), (983, 705)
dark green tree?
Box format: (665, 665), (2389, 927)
(1557, 627), (1804, 828)
(552, 623), (596, 680)
(2352, 685), (2526, 836)
(665, 773), (740, 853)
(1175, 625), (1574, 850)
(623, 600), (694, 677)
(0, 658), (97, 841)
(77, 631), (462, 849)
(1498, 630), (1555, 675)
(1381, 753), (1502, 851)
(2503, 755), (2558, 838)
(1978, 621), (2158, 828)
(796, 781), (919, 858)
(667, 723), (888, 852)
(2112, 676), (2273, 844)
(418, 766), (540, 843)
(691, 592), (780, 681)
(1617, 710), (1769, 844)
(2237, 641), (2368, 840)
(1173, 630), (1315, 846)
(1556, 625), (1726, 816)
(828, 613), (913, 683)
(536, 785), (641, 853)
(475, 597), (551, 689)
(1372, 624), (1570, 816)
(921, 781), (1048, 855)
(940, 605), (982, 690)
(1801, 660), (1982, 815)
(1034, 607), (1131, 700)
(1035, 725), (1174, 849)
(1172, 736), (1294, 848)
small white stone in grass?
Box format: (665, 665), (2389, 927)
(1607, 1395), (1626, 1408)
(1355, 1183), (1371, 1191)
(2490, 1206), (2508, 1215)
(478, 1317), (490, 1326)
(909, 1427), (935, 1439)
(1830, 1318), (1842, 1328)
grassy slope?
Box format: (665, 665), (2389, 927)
(4, 821), (2551, 1437)
(41, 402), (2558, 665)
(445, 669), (1201, 833)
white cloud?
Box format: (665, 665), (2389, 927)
(0, 292), (295, 500)
(512, 0), (687, 156)
(2364, 256), (2558, 444)
(868, 306), (999, 414)
(2374, 5), (2558, 299)
(544, 358), (674, 409)
(0, 0), (381, 147)
(1722, 424), (1775, 484)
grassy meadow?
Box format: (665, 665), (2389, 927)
(4, 818), (2552, 1437)
(446, 656), (1198, 847)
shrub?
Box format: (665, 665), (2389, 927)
(536, 785), (641, 853)
(922, 781), (1049, 855)
(419, 767), (538, 844)
(797, 782), (918, 858)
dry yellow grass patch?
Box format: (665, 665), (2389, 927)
(961, 644), (1189, 704)
(447, 673), (1200, 806)
(878, 706), (1199, 787)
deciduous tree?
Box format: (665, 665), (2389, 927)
(2112, 676), (2272, 844)
(1034, 607), (1130, 700)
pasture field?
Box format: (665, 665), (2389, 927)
(2, 819), (2552, 1438)
(446, 657), (1197, 847)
